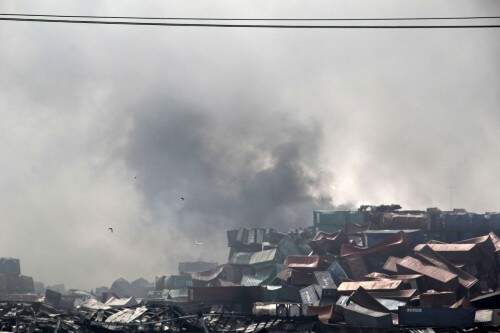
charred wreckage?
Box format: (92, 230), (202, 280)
(2, 205), (500, 332)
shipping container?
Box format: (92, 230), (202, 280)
(341, 303), (393, 328)
(313, 210), (365, 232)
(398, 307), (475, 328)
(363, 229), (425, 248)
(299, 285), (320, 305)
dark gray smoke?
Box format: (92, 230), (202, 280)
(126, 98), (333, 235)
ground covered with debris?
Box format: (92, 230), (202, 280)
(2, 205), (500, 332)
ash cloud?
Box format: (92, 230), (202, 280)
(126, 97), (333, 235)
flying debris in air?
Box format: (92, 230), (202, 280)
(193, 241), (204, 246)
(108, 227), (114, 233)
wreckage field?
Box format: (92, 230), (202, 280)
(2, 205), (500, 332)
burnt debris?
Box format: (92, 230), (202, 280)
(2, 205), (500, 332)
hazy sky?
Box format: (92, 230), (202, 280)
(1, 1), (499, 289)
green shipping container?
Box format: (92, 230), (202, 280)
(313, 210), (364, 232)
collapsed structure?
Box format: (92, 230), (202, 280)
(2, 205), (500, 332)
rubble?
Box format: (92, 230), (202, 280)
(2, 204), (500, 332)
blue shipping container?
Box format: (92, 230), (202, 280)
(398, 307), (475, 328)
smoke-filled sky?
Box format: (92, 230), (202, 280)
(1, 1), (499, 289)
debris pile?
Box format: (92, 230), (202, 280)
(1, 205), (500, 332)
(177, 205), (500, 331)
(0, 301), (81, 332)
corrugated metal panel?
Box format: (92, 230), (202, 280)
(285, 255), (321, 269)
(79, 298), (111, 310)
(229, 228), (279, 246)
(365, 272), (389, 279)
(313, 271), (337, 300)
(313, 210), (365, 230)
(314, 271), (336, 289)
(341, 303), (393, 328)
(414, 243), (481, 264)
(415, 246), (478, 290)
(367, 289), (416, 301)
(457, 234), (497, 269)
(229, 249), (278, 266)
(255, 229), (265, 244)
(327, 261), (349, 285)
(488, 232), (500, 252)
(250, 248), (278, 265)
(363, 229), (424, 248)
(341, 255), (368, 279)
(382, 213), (429, 230)
(336, 295), (349, 307)
(105, 306), (148, 323)
(105, 296), (138, 308)
(227, 229), (239, 247)
(191, 265), (225, 282)
(341, 232), (408, 258)
(309, 231), (349, 254)
(383, 256), (403, 273)
(336, 295), (351, 316)
(313, 210), (347, 226)
(299, 285), (319, 305)
(349, 287), (389, 313)
(316, 285), (337, 302)
(229, 252), (253, 265)
(247, 229), (257, 244)
(375, 298), (406, 311)
(389, 274), (422, 280)
(366, 273), (422, 290)
(396, 256), (458, 291)
(237, 228), (248, 244)
(338, 280), (402, 294)
(240, 266), (277, 287)
(278, 237), (303, 258)
(414, 243), (476, 252)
